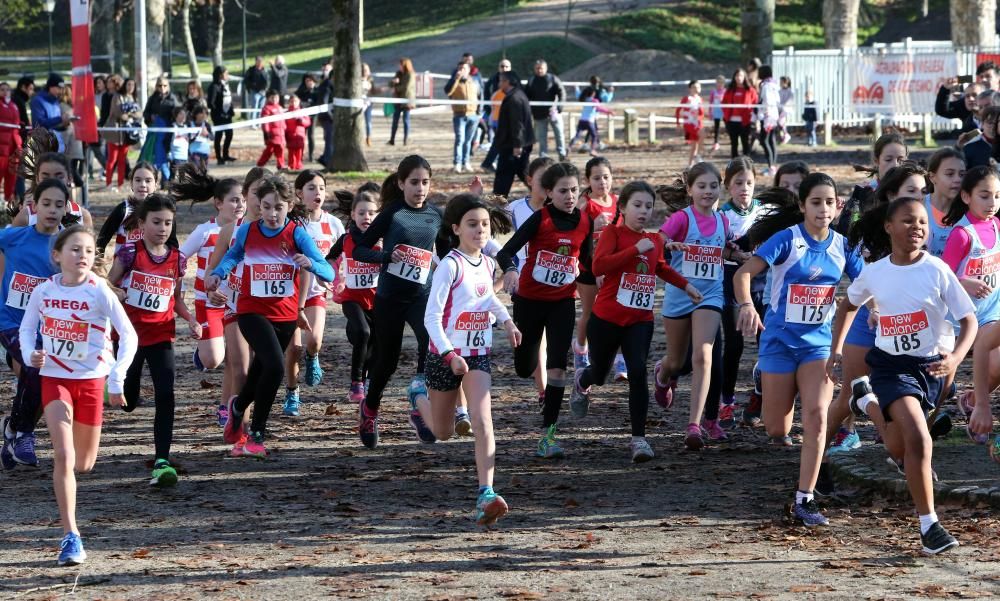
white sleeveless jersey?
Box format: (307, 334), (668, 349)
(430, 250), (509, 357)
(304, 212), (344, 299)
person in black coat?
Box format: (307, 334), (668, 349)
(295, 73), (321, 161)
(523, 60), (567, 160)
(935, 79), (981, 134)
(269, 55), (289, 100)
(492, 72), (536, 196)
(244, 56), (269, 120)
(206, 65), (237, 164)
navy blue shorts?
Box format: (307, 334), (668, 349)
(865, 348), (944, 422)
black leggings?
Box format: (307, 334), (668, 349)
(214, 127), (233, 160)
(725, 120), (751, 157)
(364, 294), (430, 412)
(721, 298), (765, 399)
(122, 341), (176, 461)
(579, 315), (654, 436)
(761, 127), (778, 168)
(713, 118), (721, 144)
(343, 301), (376, 382)
(512, 295), (576, 427)
(235, 315), (297, 432)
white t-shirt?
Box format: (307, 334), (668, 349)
(847, 252), (975, 357)
(507, 196), (540, 274)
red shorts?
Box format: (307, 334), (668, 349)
(684, 124), (701, 142)
(195, 300), (225, 340)
(304, 294), (328, 309)
(42, 376), (105, 427)
(224, 311), (239, 328)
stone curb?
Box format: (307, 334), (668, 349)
(825, 452), (1000, 508)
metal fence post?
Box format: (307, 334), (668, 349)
(823, 110), (833, 146)
(873, 114), (882, 139)
(606, 113), (615, 143)
(922, 113), (935, 147)
(648, 112), (657, 144)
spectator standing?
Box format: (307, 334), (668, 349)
(285, 94), (310, 170)
(0, 82), (21, 202)
(361, 64), (376, 147)
(206, 65), (236, 165)
(101, 74), (140, 191)
(294, 73), (320, 160)
(802, 90), (818, 146)
(244, 56), (269, 121)
(88, 75), (108, 181)
(445, 61), (481, 173)
(141, 76), (180, 181)
(525, 60), (567, 160)
(722, 68), (757, 158)
(188, 105), (213, 171)
(256, 90), (286, 169)
(270, 55), (290, 100)
(777, 75), (794, 145)
(480, 59), (512, 173)
(30, 74), (69, 152)
(59, 84), (85, 185)
(977, 60), (999, 90)
(492, 71), (535, 196)
(388, 58), (416, 146)
(316, 63), (335, 167)
(10, 76), (33, 202)
(183, 80), (207, 114)
(757, 65), (781, 176)
(936, 79), (982, 134)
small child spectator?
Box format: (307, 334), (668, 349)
(189, 105), (213, 171)
(676, 80), (704, 168)
(801, 90), (818, 147)
(709, 75), (726, 153)
(165, 106), (192, 180)
(285, 95), (311, 170)
(963, 105), (999, 168)
(568, 87), (613, 156)
(257, 89), (286, 169)
(778, 76), (795, 145)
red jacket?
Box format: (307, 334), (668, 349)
(721, 87), (758, 124)
(0, 98), (22, 156)
(260, 103), (286, 146)
(285, 114), (311, 150)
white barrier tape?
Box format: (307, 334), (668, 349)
(331, 97), (366, 108)
(373, 71), (718, 87)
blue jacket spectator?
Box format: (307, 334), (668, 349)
(29, 74), (67, 151)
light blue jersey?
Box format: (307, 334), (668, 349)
(954, 215), (1000, 325)
(663, 207), (726, 317)
(0, 226), (59, 332)
(924, 194), (954, 258)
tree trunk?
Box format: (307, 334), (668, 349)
(145, 0), (166, 83)
(823, 0), (859, 49)
(181, 0), (200, 80)
(331, 0), (368, 172)
(91, 0), (116, 73)
(564, 0), (575, 42)
(114, 9), (125, 75)
(740, 0), (774, 63)
(209, 1), (224, 67)
(951, 0), (997, 47)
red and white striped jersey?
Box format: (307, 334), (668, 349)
(304, 212), (344, 299)
(180, 218), (222, 305)
(27, 200), (84, 226)
(220, 217), (245, 314)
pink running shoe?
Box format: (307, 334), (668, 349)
(243, 431), (267, 459)
(684, 422), (705, 450)
(230, 433), (249, 457)
(956, 391), (974, 418)
(349, 381), (365, 403)
(701, 418), (728, 441)
(653, 361), (676, 409)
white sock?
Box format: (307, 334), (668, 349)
(856, 394), (875, 414)
(795, 490), (814, 505)
(919, 512), (939, 535)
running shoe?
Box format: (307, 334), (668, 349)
(613, 354), (628, 382)
(476, 490), (509, 526)
(572, 340), (590, 370)
(930, 411), (953, 440)
(826, 428), (861, 455)
(752, 361), (762, 395)
(216, 403), (229, 428)
(150, 459), (178, 487)
(769, 435), (794, 447)
(193, 348), (206, 372)
(569, 369), (591, 419)
(408, 410), (437, 443)
(629, 437), (655, 463)
(11, 432), (38, 466)
(956, 390), (974, 418)
(359, 400), (379, 449)
(711, 142), (720, 153)
(684, 422), (704, 450)
(244, 431), (267, 459)
(700, 418), (727, 441)
(653, 361), (676, 409)
(718, 402), (736, 429)
(967, 422), (990, 445)
(349, 381), (365, 403)
(793, 498), (829, 527)
(536, 424), (565, 459)
(407, 375), (428, 410)
(230, 432), (249, 457)
(304, 353), (324, 387)
(921, 522), (959, 555)
(850, 375), (877, 415)
(57, 532), (86, 566)
(814, 463), (835, 497)
(0, 416), (14, 470)
(283, 389), (301, 416)
(455, 409), (473, 437)
(223, 396), (245, 444)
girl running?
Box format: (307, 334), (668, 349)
(834, 133), (907, 236)
(924, 147), (966, 257)
(283, 170), (344, 415)
(654, 162), (743, 449)
(414, 193), (521, 526)
(173, 164), (246, 373)
(829, 196), (975, 554)
(735, 172), (863, 526)
(207, 175), (334, 458)
(97, 162), (178, 258)
(497, 162), (593, 459)
(329, 183), (381, 403)
(108, 194), (201, 487)
(570, 181), (701, 462)
(20, 225), (138, 566)
(11, 147), (92, 229)
(0, 179), (72, 470)
(353, 155), (442, 449)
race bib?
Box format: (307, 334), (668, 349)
(681, 245), (722, 280)
(449, 310), (493, 352)
(966, 252), (1000, 289)
(616, 273), (656, 310)
(250, 263), (295, 298)
(6, 272), (46, 310)
(226, 273), (242, 311)
(387, 244), (432, 284)
(316, 240), (334, 257)
(40, 316), (89, 361)
(124, 228), (143, 244)
(125, 271), (175, 313)
(531, 250), (578, 287)
(784, 284), (835, 324)
(345, 258), (380, 290)
(877, 310), (929, 355)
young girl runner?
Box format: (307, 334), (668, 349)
(96, 162), (178, 258)
(329, 183), (381, 403)
(570, 181), (701, 461)
(0, 180), (71, 469)
(20, 225), (138, 566)
(283, 170), (344, 415)
(11, 149), (93, 229)
(413, 193), (521, 526)
(353, 156), (442, 449)
(834, 133), (908, 236)
(829, 197), (975, 554)
(654, 162), (744, 449)
(207, 175), (334, 458)
(173, 164), (246, 373)
(497, 162), (593, 458)
(924, 147), (966, 257)
(735, 172), (864, 526)
(108, 194), (201, 486)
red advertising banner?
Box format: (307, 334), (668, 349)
(70, 0), (97, 143)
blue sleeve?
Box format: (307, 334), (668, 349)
(0, 228), (11, 252)
(293, 226), (335, 283)
(210, 222), (249, 278)
(30, 97), (61, 129)
(843, 238), (865, 281)
(754, 229), (792, 267)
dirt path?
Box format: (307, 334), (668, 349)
(2, 115), (999, 600)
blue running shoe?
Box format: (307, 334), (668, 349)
(826, 428), (861, 455)
(193, 348), (206, 372)
(793, 498), (829, 527)
(11, 432), (38, 466)
(476, 490), (509, 526)
(536, 424), (565, 459)
(304, 353), (323, 387)
(216, 404), (229, 428)
(613, 353), (628, 382)
(570, 369), (591, 418)
(57, 532), (87, 566)
(359, 399), (379, 449)
(408, 410), (437, 443)
(407, 375), (428, 410)
(572, 340), (590, 370)
(283, 388), (301, 416)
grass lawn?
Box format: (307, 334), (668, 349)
(599, 0), (884, 63)
(478, 37), (594, 80)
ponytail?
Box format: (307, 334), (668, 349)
(169, 162), (240, 207)
(747, 172), (836, 247)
